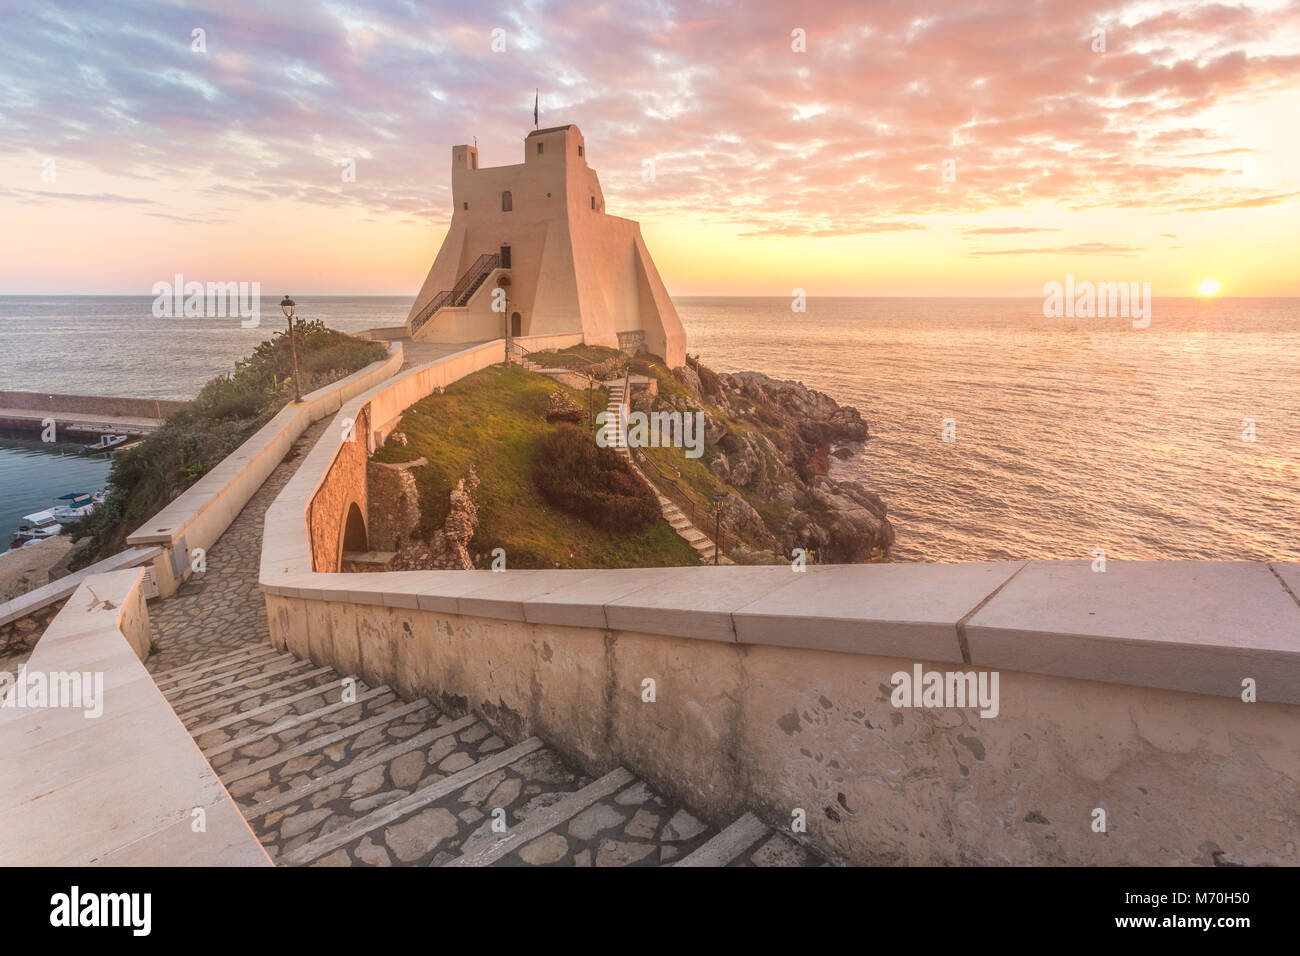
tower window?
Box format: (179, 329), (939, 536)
(578, 145), (584, 157)
(537, 142), (543, 154)
(590, 196), (595, 210)
(463, 201), (468, 211)
(502, 190), (512, 212)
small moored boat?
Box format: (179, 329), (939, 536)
(11, 510), (63, 547)
(82, 434), (129, 453)
(50, 492), (95, 521)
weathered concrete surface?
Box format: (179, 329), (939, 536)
(265, 594), (1300, 866)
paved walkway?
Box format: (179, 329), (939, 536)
(145, 419), (820, 866)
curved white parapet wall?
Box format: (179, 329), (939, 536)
(256, 339), (1300, 865)
(127, 341), (405, 596)
(0, 568), (269, 865)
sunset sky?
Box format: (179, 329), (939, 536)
(0, 0), (1297, 297)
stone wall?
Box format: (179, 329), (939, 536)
(265, 592), (1300, 866)
(0, 391), (188, 418)
(0, 599), (65, 665)
(308, 404), (370, 572)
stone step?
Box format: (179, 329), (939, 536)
(221, 698), (435, 786)
(446, 767), (635, 867)
(161, 652), (297, 696)
(239, 714), (477, 822)
(175, 666), (335, 721)
(166, 658), (314, 709)
(675, 813), (768, 866)
(188, 679), (350, 737)
(275, 737), (547, 865)
(152, 645), (280, 685)
(200, 684), (394, 758)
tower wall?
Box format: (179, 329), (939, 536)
(405, 125), (685, 367)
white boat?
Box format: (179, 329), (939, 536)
(11, 510), (63, 546)
(82, 434), (129, 453)
(50, 492), (95, 521)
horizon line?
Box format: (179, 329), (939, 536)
(0, 293), (1296, 300)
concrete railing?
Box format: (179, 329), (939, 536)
(126, 342), (404, 596)
(258, 340), (1300, 865)
(0, 545), (162, 630)
(0, 567), (269, 865)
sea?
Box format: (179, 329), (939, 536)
(1, 295), (1296, 563)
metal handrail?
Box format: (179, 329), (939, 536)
(409, 253), (500, 334)
(634, 445), (700, 525)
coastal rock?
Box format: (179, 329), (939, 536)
(657, 360), (894, 562)
(674, 364), (703, 399)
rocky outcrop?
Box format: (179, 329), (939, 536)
(545, 389), (583, 424)
(391, 468), (481, 571)
(670, 357), (894, 563)
(366, 457), (426, 552)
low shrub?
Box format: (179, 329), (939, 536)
(531, 424), (660, 532)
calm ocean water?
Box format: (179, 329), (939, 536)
(0, 295), (1296, 562)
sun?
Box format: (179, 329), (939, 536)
(1198, 278), (1221, 296)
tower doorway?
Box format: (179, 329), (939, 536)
(511, 312), (522, 336)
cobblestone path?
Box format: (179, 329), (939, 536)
(146, 420), (823, 866)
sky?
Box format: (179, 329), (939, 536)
(0, 0), (1297, 297)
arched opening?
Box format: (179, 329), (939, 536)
(511, 312), (522, 336)
(501, 190), (512, 212)
(341, 502), (367, 557)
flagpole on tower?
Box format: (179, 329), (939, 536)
(534, 89), (539, 130)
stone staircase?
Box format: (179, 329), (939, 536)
(513, 351), (544, 372)
(154, 646), (821, 866)
(604, 380), (731, 565)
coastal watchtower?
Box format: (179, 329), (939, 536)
(406, 125), (686, 368)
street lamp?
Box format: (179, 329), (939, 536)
(497, 279), (512, 367)
(711, 490), (726, 566)
(280, 294), (303, 403)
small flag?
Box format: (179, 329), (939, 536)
(533, 89), (538, 128)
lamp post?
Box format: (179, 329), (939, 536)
(279, 295), (302, 403)
(711, 490), (726, 566)
(499, 280), (512, 367)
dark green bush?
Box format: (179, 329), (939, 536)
(531, 425), (660, 532)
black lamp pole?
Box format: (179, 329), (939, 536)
(280, 295), (302, 402)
